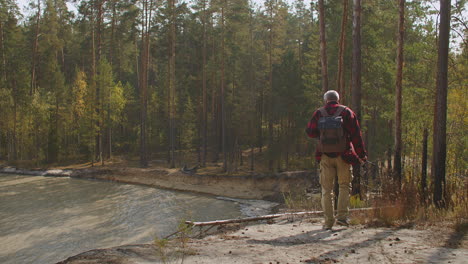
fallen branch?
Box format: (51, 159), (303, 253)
(186, 207), (380, 227)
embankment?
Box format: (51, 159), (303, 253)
(0, 166), (319, 201)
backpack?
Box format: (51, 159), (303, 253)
(317, 105), (347, 153)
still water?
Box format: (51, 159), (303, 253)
(0, 174), (244, 264)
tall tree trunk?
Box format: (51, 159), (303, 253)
(55, 95), (59, 162)
(0, 19), (5, 160)
(421, 128), (428, 203)
(12, 81), (17, 161)
(337, 0), (348, 98)
(332, 0), (349, 208)
(166, 59), (171, 164)
(432, 0), (451, 208)
(96, 0), (104, 165)
(90, 17), (101, 166)
(318, 0), (328, 92)
(140, 0), (153, 167)
(351, 0), (362, 123)
(267, 0), (274, 171)
(96, 0), (103, 62)
(0, 22), (6, 83)
(202, 0), (207, 167)
(249, 8), (255, 172)
(394, 0), (405, 189)
(221, 1), (227, 172)
(210, 17), (219, 163)
(351, 0), (362, 197)
(169, 0), (177, 168)
(110, 0), (116, 66)
(90, 6), (100, 165)
(250, 121), (255, 171)
(30, 0), (41, 95)
(107, 0), (117, 160)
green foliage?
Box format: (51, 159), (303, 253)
(349, 194), (366, 209)
(154, 236), (170, 264)
(153, 219), (195, 264)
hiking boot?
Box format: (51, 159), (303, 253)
(336, 219), (349, 227)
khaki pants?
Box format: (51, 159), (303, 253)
(319, 155), (352, 227)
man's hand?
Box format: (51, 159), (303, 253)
(359, 156), (368, 164)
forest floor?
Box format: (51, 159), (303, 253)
(58, 216), (467, 264)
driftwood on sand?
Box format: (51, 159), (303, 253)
(185, 207), (381, 227)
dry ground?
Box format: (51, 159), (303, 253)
(58, 217), (467, 264)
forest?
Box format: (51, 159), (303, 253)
(0, 0), (466, 203)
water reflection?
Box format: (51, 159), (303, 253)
(0, 174), (243, 264)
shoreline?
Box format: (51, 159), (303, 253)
(0, 165), (319, 201)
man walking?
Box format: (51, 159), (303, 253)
(306, 90), (367, 230)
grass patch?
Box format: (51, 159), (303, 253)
(282, 189), (321, 211)
(280, 171), (467, 232)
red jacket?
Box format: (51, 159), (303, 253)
(306, 101), (367, 165)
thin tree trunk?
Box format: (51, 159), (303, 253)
(202, 0), (207, 167)
(91, 9), (101, 165)
(0, 21), (6, 83)
(318, 0), (328, 92)
(285, 117), (291, 170)
(110, 0), (116, 66)
(108, 99), (112, 159)
(351, 0), (362, 122)
(432, 0), (451, 208)
(12, 81), (17, 161)
(351, 0), (362, 197)
(337, 0), (348, 97)
(140, 0), (153, 167)
(259, 82), (263, 154)
(166, 60), (171, 164)
(141, 2), (147, 166)
(96, 0), (103, 62)
(267, 0), (274, 171)
(211, 18), (219, 163)
(96, 0), (104, 165)
(186, 207), (386, 227)
(249, 8), (255, 172)
(0, 130), (2, 160)
(169, 0), (177, 168)
(332, 0), (349, 208)
(148, 4), (154, 155)
(250, 121), (255, 171)
(394, 0), (405, 189)
(221, 1), (226, 172)
(0, 19), (5, 160)
(30, 0), (41, 95)
(421, 128), (428, 203)
(55, 96), (59, 163)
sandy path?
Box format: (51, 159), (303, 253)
(58, 217), (467, 264)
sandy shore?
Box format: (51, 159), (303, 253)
(0, 165), (319, 201)
(57, 216), (467, 264)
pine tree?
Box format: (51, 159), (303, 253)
(432, 0), (451, 208)
(351, 0), (362, 197)
(394, 0), (405, 188)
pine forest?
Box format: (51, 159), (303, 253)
(0, 0), (466, 205)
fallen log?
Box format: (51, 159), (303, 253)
(186, 207), (380, 227)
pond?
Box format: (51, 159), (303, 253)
(0, 174), (249, 264)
